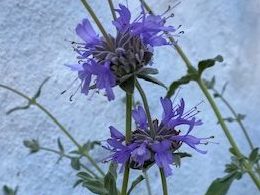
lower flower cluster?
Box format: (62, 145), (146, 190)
(103, 97), (213, 176)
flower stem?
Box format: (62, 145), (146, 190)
(0, 84), (105, 177)
(107, 0), (116, 20)
(143, 170), (152, 195)
(80, 0), (111, 44)
(211, 88), (254, 149)
(121, 93), (133, 195)
(159, 168), (168, 195)
(135, 80), (155, 137)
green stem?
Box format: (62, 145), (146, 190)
(159, 169), (168, 195)
(143, 170), (152, 195)
(107, 0), (116, 20)
(40, 147), (98, 178)
(0, 84), (105, 177)
(80, 0), (111, 44)
(140, 0), (260, 188)
(121, 94), (133, 195)
(135, 80), (155, 137)
(212, 88), (254, 149)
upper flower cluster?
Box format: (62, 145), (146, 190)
(67, 4), (175, 101)
(104, 97), (213, 176)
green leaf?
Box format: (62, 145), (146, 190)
(32, 77), (50, 100)
(77, 172), (107, 194)
(174, 152), (192, 158)
(23, 139), (40, 153)
(57, 138), (64, 154)
(3, 185), (18, 195)
(236, 114), (246, 121)
(205, 172), (238, 195)
(127, 175), (145, 195)
(198, 55), (223, 75)
(137, 67), (159, 75)
(249, 148), (259, 163)
(71, 158), (81, 170)
(6, 77), (50, 115)
(104, 162), (118, 195)
(203, 76), (216, 89)
(166, 73), (197, 98)
(137, 74), (167, 89)
(82, 179), (107, 194)
(229, 148), (237, 156)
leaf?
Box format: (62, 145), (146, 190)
(173, 155), (181, 167)
(71, 158), (81, 170)
(198, 55), (223, 75)
(104, 162), (118, 195)
(229, 148), (237, 156)
(77, 172), (108, 194)
(23, 139), (40, 153)
(57, 138), (64, 154)
(203, 76), (216, 89)
(137, 67), (159, 75)
(6, 77), (50, 115)
(3, 185), (18, 195)
(249, 148), (259, 164)
(221, 82), (228, 95)
(82, 179), (107, 194)
(174, 152), (192, 158)
(166, 73), (197, 98)
(32, 77), (50, 100)
(137, 74), (167, 89)
(236, 114), (246, 121)
(205, 172), (238, 195)
(127, 175), (145, 195)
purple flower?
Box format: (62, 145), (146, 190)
(104, 97), (213, 176)
(113, 4), (175, 46)
(152, 140), (173, 176)
(67, 3), (177, 101)
(132, 106), (148, 129)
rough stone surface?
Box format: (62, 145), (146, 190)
(0, 0), (259, 194)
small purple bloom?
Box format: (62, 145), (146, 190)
(152, 140), (173, 176)
(67, 3), (177, 101)
(104, 97), (213, 176)
(132, 106), (148, 129)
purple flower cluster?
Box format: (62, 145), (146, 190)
(104, 98), (213, 176)
(67, 4), (175, 101)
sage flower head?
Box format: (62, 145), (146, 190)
(67, 3), (175, 101)
(104, 97), (213, 176)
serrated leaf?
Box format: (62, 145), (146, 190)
(57, 138), (64, 154)
(205, 172), (238, 195)
(166, 74), (197, 98)
(138, 74), (167, 89)
(71, 158), (81, 170)
(249, 148), (259, 163)
(198, 55), (223, 75)
(23, 139), (40, 153)
(127, 175), (145, 195)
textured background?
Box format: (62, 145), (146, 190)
(0, 0), (259, 194)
